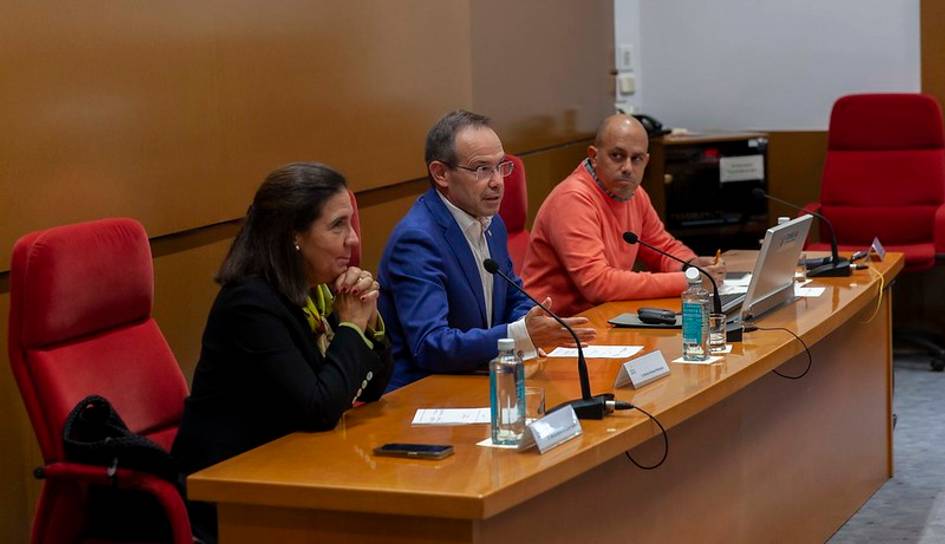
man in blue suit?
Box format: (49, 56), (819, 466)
(379, 110), (596, 390)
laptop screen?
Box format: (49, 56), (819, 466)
(740, 214), (813, 321)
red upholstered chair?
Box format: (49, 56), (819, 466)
(498, 154), (529, 274)
(8, 218), (192, 543)
(803, 93), (945, 369)
(345, 190), (372, 409)
(348, 189), (362, 267)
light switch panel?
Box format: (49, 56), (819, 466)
(617, 44), (633, 72)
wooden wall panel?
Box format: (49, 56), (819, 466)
(2, 0), (941, 537)
(765, 131), (829, 238)
(0, 1), (618, 539)
(0, 290), (33, 544)
(907, 0), (945, 331)
(0, 1), (473, 270)
(519, 141), (592, 229)
(151, 227), (240, 381)
(355, 179), (430, 272)
(469, 0), (614, 153)
(921, 0), (945, 108)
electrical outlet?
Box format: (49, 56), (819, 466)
(618, 74), (636, 95)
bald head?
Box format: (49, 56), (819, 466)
(587, 114), (650, 200)
(593, 114), (648, 148)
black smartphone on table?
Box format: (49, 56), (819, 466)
(373, 443), (454, 460)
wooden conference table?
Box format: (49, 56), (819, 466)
(189, 251), (903, 543)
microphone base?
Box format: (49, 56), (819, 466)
(807, 259), (852, 277)
(550, 394), (615, 420)
(802, 256), (833, 269)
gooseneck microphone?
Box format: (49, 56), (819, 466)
(483, 258), (614, 420)
(622, 232), (722, 314)
(751, 188), (851, 277)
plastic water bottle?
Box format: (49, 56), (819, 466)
(682, 267), (710, 361)
(490, 338), (526, 445)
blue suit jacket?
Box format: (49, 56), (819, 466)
(378, 188), (534, 390)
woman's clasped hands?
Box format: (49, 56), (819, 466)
(332, 266), (380, 331)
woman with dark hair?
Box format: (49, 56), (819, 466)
(172, 162), (392, 543)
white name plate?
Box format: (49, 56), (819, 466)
(870, 236), (886, 261)
(614, 350), (671, 389)
(517, 404), (582, 454)
(719, 155), (764, 183)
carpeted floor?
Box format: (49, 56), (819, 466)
(829, 356), (945, 543)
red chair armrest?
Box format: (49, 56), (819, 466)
(935, 204), (945, 255)
(42, 462), (191, 544)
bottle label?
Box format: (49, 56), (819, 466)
(682, 301), (704, 342)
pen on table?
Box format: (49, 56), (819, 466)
(713, 249), (721, 265)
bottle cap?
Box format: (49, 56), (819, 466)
(777, 216), (790, 225)
(685, 267), (701, 283)
(498, 338), (516, 351)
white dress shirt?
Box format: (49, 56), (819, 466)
(437, 191), (537, 359)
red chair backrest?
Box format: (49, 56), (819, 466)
(8, 218), (189, 463)
(819, 93), (945, 246)
(348, 189), (362, 267)
(499, 154), (528, 234)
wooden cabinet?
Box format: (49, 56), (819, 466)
(642, 132), (769, 254)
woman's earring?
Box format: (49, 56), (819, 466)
(294, 242), (301, 251)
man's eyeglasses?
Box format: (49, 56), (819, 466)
(450, 160), (515, 182)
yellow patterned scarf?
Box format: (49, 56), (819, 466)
(301, 284), (334, 356)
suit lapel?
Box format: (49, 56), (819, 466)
(282, 295), (322, 366)
(422, 189), (488, 326)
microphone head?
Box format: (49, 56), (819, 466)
(483, 258), (499, 274)
(623, 232), (639, 244)
(751, 188), (766, 200)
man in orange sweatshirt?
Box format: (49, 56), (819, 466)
(522, 114), (724, 316)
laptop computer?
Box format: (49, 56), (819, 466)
(607, 214), (812, 329)
(721, 214), (813, 320)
